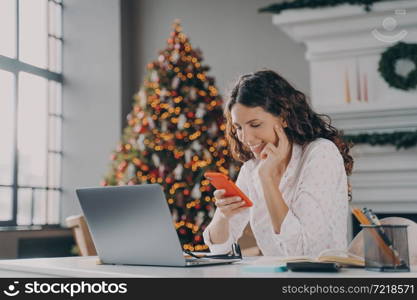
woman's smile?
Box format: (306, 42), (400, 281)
(249, 142), (265, 154)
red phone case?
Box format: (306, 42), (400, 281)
(204, 172), (253, 207)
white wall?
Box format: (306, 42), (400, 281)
(131, 0), (309, 98)
(61, 0), (121, 223)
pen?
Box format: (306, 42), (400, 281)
(362, 207), (390, 244)
(366, 209), (381, 226)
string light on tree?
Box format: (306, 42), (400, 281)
(103, 20), (240, 250)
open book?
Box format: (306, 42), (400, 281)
(279, 248), (365, 268)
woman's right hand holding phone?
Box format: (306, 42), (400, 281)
(213, 189), (248, 220)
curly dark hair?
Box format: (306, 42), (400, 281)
(224, 70), (354, 178)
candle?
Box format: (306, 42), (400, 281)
(344, 69), (351, 103)
(356, 60), (361, 101)
(363, 73), (368, 102)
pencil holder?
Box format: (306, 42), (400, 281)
(361, 224), (410, 272)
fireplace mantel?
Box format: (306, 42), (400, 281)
(272, 0), (417, 212)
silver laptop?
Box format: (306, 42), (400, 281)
(76, 184), (241, 267)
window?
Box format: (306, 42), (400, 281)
(0, 0), (63, 226)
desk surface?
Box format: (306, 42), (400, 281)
(0, 256), (416, 278)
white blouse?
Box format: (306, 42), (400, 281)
(203, 138), (349, 257)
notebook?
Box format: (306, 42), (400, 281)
(76, 184), (241, 267)
(279, 248), (365, 267)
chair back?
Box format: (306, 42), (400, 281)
(66, 214), (97, 256)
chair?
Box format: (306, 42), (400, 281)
(65, 215), (97, 256)
(348, 217), (417, 265)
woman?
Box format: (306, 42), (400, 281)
(202, 70), (353, 257)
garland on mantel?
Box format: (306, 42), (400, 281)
(259, 0), (389, 14)
(343, 130), (417, 149)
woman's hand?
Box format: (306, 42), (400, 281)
(258, 124), (291, 182)
(213, 189), (248, 220)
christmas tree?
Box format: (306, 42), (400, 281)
(103, 20), (239, 251)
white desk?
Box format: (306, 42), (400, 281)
(0, 256), (416, 278)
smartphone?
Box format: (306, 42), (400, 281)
(203, 171), (253, 207)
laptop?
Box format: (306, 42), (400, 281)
(76, 184), (242, 267)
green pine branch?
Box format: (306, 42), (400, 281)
(343, 130), (417, 149)
(259, 0), (389, 14)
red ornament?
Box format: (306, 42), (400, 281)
(118, 161), (128, 172)
(179, 228), (186, 235)
(183, 189), (190, 196)
(186, 112), (194, 118)
(141, 165), (149, 171)
(195, 204), (201, 210)
(194, 235), (202, 242)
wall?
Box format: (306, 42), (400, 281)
(61, 0), (121, 223)
(122, 0), (309, 120)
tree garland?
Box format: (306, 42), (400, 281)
(259, 0), (388, 14)
(378, 42), (417, 91)
(343, 130), (417, 149)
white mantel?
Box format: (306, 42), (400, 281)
(272, 0), (417, 213)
